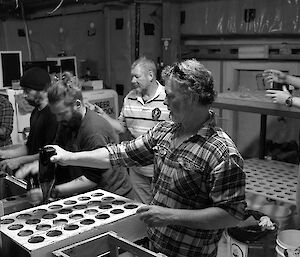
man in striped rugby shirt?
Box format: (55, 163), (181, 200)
(92, 56), (169, 204)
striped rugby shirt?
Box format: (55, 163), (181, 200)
(108, 112), (246, 257)
(118, 81), (169, 177)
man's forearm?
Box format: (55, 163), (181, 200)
(289, 97), (300, 108)
(68, 148), (112, 169)
(55, 175), (97, 197)
(1, 145), (28, 159)
(101, 112), (126, 134)
(286, 75), (300, 89)
(171, 207), (241, 230)
(17, 154), (39, 166)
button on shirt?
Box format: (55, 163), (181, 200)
(107, 111), (246, 257)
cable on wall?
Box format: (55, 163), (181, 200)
(20, 2), (32, 61)
(47, 0), (64, 15)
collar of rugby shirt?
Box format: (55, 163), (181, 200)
(136, 81), (164, 105)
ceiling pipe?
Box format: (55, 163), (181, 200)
(47, 0), (64, 14)
(20, 1), (32, 61)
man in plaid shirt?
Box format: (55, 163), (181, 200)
(49, 59), (247, 257)
(0, 94), (13, 147)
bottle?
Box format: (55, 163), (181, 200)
(26, 173), (40, 191)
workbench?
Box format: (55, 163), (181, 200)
(212, 90), (300, 159)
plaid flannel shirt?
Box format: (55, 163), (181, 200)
(107, 112), (246, 257)
(0, 95), (14, 147)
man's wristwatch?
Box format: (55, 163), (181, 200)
(285, 96), (293, 107)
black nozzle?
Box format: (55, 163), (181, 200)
(39, 146), (56, 166)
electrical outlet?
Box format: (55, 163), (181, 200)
(180, 11), (185, 25)
(244, 9), (256, 23)
(115, 18), (124, 30)
(17, 29), (25, 37)
(143, 23), (155, 35)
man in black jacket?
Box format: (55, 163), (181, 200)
(0, 67), (58, 174)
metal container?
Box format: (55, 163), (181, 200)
(0, 175), (30, 217)
(0, 175), (27, 200)
(52, 231), (165, 257)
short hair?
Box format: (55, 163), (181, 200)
(47, 77), (82, 106)
(131, 56), (157, 77)
(161, 59), (217, 105)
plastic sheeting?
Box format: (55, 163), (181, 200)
(180, 0), (300, 35)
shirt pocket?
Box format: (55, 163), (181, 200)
(170, 157), (209, 200)
(153, 144), (169, 182)
(153, 144), (169, 166)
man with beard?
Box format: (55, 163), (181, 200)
(18, 79), (133, 204)
(48, 59), (246, 257)
(92, 56), (169, 204)
(0, 67), (58, 174)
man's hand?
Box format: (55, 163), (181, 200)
(263, 69), (287, 85)
(15, 160), (39, 179)
(27, 187), (43, 206)
(46, 145), (72, 166)
(266, 85), (291, 105)
(0, 150), (11, 160)
(0, 157), (22, 174)
(85, 102), (105, 115)
(136, 205), (175, 227)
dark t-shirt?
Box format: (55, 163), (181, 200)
(26, 105), (58, 155)
(55, 109), (132, 197)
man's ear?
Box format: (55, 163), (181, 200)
(148, 70), (154, 82)
(75, 99), (82, 108)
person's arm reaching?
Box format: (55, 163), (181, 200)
(48, 145), (111, 169)
(263, 69), (300, 89)
(0, 153), (39, 173)
(86, 103), (126, 134)
(0, 145), (30, 172)
(266, 85), (300, 108)
(136, 205), (241, 229)
(0, 145), (28, 159)
(96, 107), (126, 134)
(15, 161), (98, 204)
(53, 175), (97, 197)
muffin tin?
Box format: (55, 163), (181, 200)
(0, 189), (146, 257)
